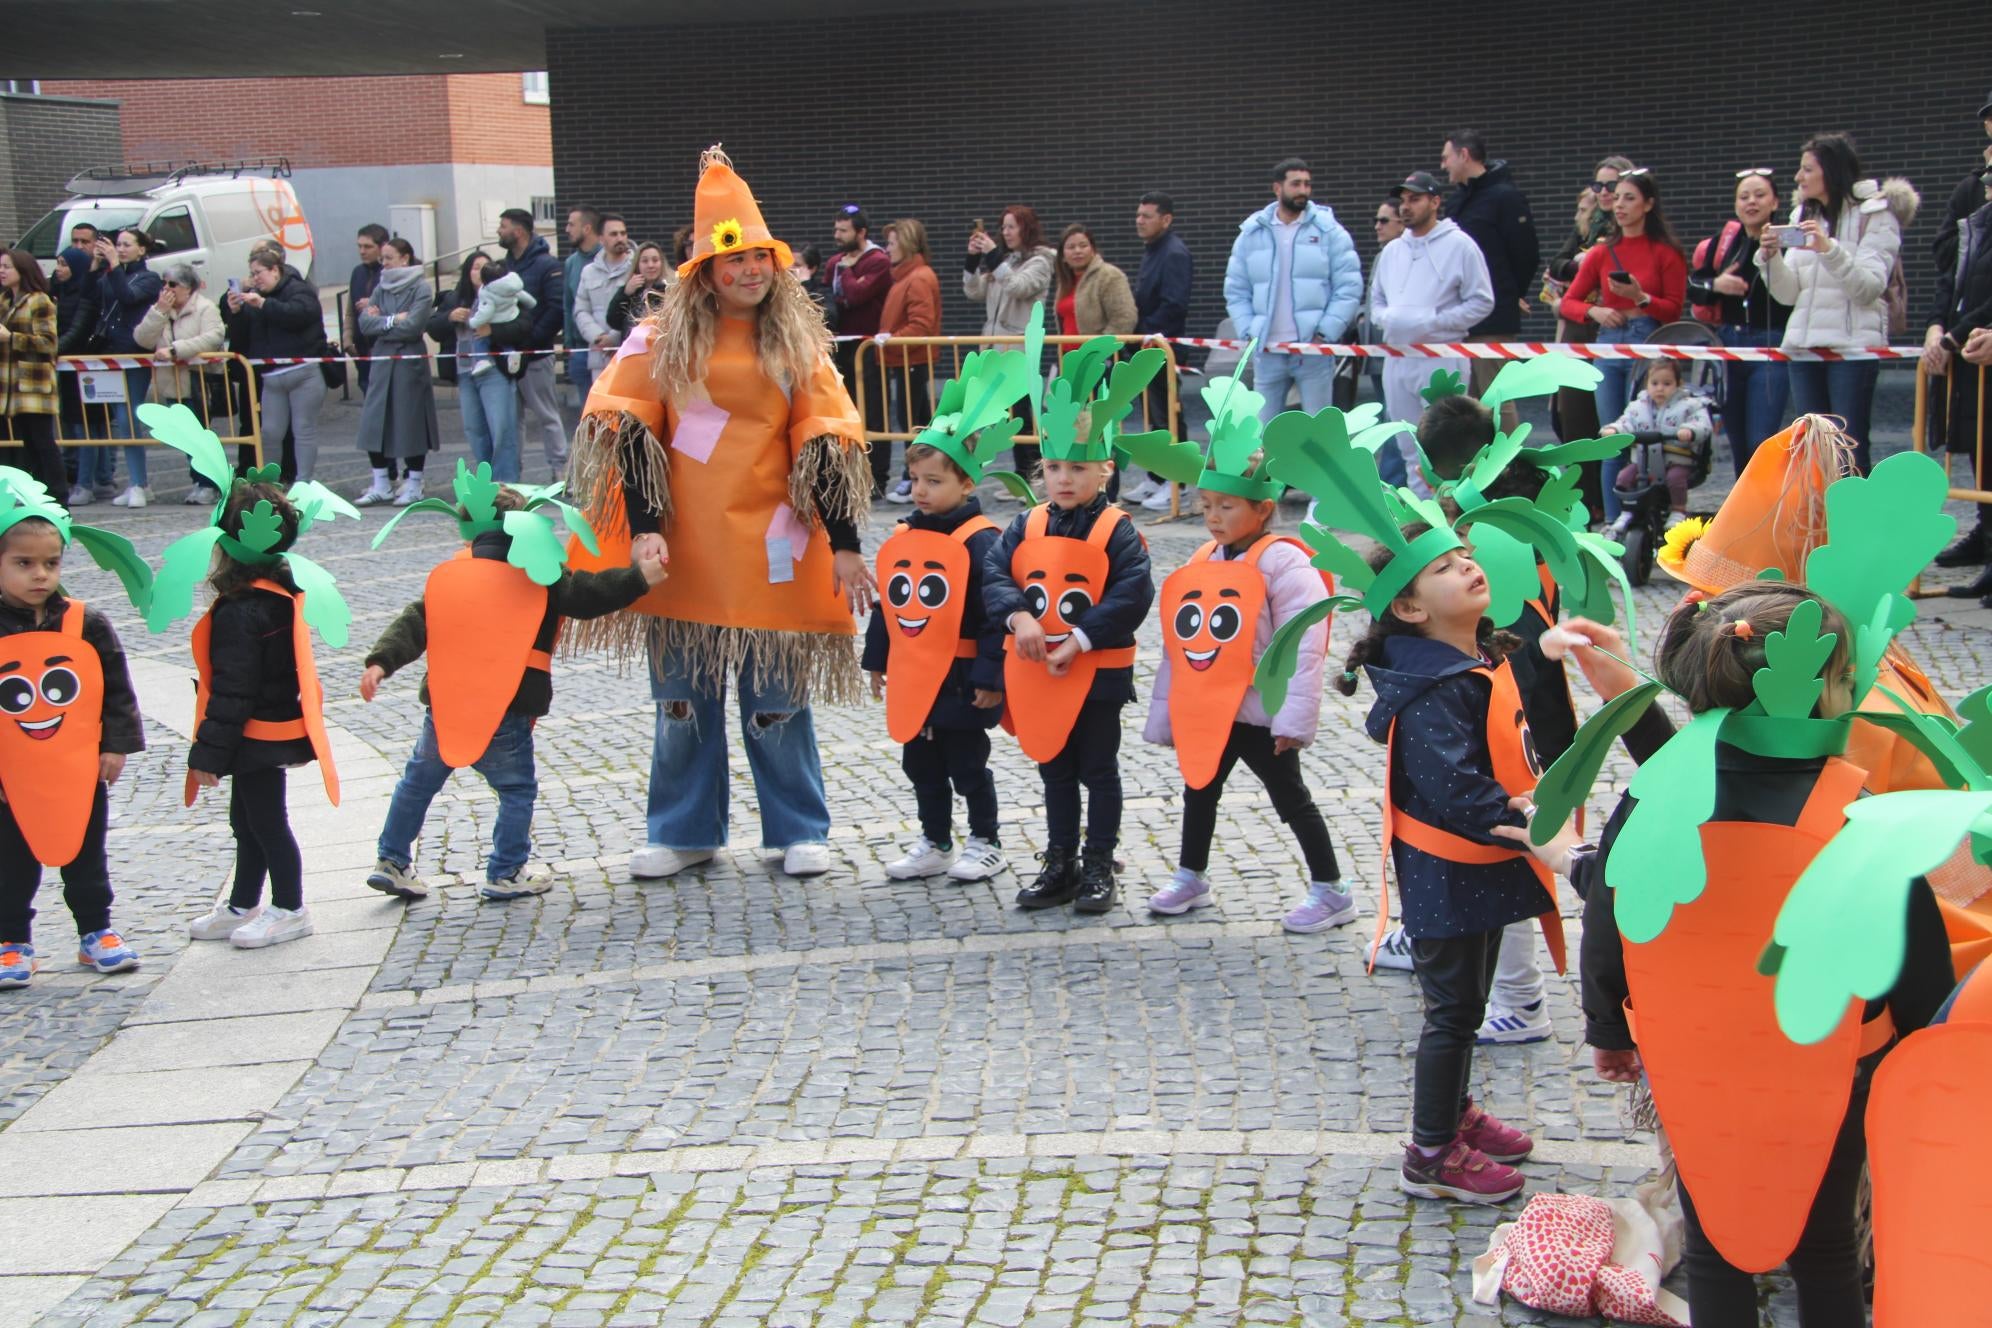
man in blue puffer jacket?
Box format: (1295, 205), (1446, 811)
(1223, 158), (1363, 425)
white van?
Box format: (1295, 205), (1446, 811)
(16, 158), (316, 289)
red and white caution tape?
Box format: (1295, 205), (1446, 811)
(1159, 338), (1920, 363)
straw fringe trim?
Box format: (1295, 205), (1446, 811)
(789, 432), (872, 533)
(571, 411), (672, 534)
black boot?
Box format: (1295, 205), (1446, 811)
(1935, 525), (1987, 568)
(1947, 564), (1992, 599)
(1073, 847), (1118, 914)
(1015, 847), (1080, 909)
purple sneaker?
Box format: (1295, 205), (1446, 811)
(1147, 868), (1212, 915)
(1283, 881), (1357, 934)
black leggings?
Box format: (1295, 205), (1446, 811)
(1410, 928), (1504, 1146)
(1178, 721), (1341, 881)
(227, 770), (303, 912)
(1040, 698), (1123, 852)
(367, 452), (415, 477)
(1, 413), (67, 497)
(1676, 1063), (1872, 1328)
(0, 781), (112, 942)
(903, 726), (999, 847)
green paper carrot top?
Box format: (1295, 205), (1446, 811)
(909, 302), (1045, 502)
(371, 459), (600, 587)
(0, 466), (153, 615)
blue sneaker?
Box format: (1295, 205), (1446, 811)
(77, 929), (140, 974)
(1283, 881), (1358, 934)
(0, 941), (34, 989)
(1147, 867), (1213, 915)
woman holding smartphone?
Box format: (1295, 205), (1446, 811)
(1757, 134), (1918, 472)
(1689, 169), (1794, 471)
(1557, 170), (1687, 524)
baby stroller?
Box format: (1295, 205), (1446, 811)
(1610, 322), (1723, 585)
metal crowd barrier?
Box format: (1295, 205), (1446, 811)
(55, 352), (264, 467)
(850, 333), (1189, 518)
(1911, 358), (1991, 503)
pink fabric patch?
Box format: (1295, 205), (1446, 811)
(765, 502), (811, 584)
(614, 321), (654, 361)
(671, 399), (728, 463)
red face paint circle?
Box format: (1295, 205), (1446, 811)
(721, 273), (735, 286)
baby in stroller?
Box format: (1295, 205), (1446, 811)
(1601, 358), (1713, 527)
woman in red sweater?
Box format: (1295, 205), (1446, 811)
(1558, 169), (1686, 524)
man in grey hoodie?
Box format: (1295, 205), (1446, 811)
(574, 213), (633, 377)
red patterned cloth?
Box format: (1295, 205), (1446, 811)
(1471, 1190), (1690, 1326)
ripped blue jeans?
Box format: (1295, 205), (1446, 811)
(646, 642), (831, 852)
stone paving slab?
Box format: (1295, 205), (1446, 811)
(0, 1274), (87, 1322)
(11, 1063), (313, 1133)
(125, 963), (379, 1026)
(0, 1122), (254, 1197)
(0, 1196), (180, 1275)
(90, 1011), (353, 1076)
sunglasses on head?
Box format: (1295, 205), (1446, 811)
(1622, 167), (1652, 178)
(840, 204), (862, 215)
(1735, 168), (1775, 180)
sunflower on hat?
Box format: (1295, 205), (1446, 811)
(678, 146), (792, 280)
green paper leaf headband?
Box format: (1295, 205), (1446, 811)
(0, 466), (154, 616)
(138, 403), (360, 647)
(1117, 337), (1282, 501)
(1037, 334), (1168, 463)
(1418, 356), (1611, 509)
(912, 302), (1043, 499)
(372, 460), (601, 587)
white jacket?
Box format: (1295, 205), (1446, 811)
(575, 247), (633, 371)
(1367, 219), (1496, 343)
(1758, 178), (1919, 349)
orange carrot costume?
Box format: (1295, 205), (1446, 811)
(565, 146), (871, 704)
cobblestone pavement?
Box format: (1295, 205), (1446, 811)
(8, 381), (1978, 1325)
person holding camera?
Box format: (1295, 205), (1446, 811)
(92, 227), (162, 508)
(965, 206), (1056, 474)
(1689, 169), (1794, 472)
(1757, 134), (1918, 472)
(134, 263), (227, 503)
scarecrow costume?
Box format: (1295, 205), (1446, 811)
(563, 145), (869, 860)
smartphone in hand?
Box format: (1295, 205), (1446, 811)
(1775, 226), (1808, 248)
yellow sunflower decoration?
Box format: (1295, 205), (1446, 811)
(1658, 515), (1709, 574)
(710, 217), (745, 255)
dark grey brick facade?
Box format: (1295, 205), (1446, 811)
(0, 92), (122, 242)
(548, 0), (1991, 345)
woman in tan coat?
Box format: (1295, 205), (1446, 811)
(1053, 223), (1137, 338)
(134, 262), (228, 502)
(878, 219), (942, 503)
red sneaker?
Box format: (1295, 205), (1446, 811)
(1398, 1139), (1525, 1205)
(1456, 1101), (1533, 1163)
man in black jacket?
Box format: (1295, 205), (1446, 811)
(1442, 129), (1540, 427)
(498, 207), (569, 479)
(1126, 192), (1194, 507)
(343, 223), (387, 393)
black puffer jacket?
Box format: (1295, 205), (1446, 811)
(188, 586), (314, 776)
(52, 248), (101, 355)
(222, 269), (324, 362)
(1444, 160), (1541, 335)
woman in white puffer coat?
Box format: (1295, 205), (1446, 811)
(1757, 133), (1918, 471)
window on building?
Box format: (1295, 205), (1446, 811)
(147, 206), (200, 255)
(0, 80), (41, 95)
(532, 196), (558, 226)
(521, 72), (549, 105)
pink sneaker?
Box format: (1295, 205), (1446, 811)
(1398, 1139), (1524, 1204)
(1456, 1101), (1533, 1163)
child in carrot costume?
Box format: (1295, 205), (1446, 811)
(862, 323), (1039, 884)
(1252, 403), (1602, 1204)
(1120, 352), (1354, 932)
(0, 467), (151, 989)
(363, 461), (665, 901)
(1517, 450), (1969, 1324)
(139, 403), (359, 949)
(982, 330), (1159, 914)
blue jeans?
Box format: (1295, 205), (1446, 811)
(1595, 316), (1660, 523)
(84, 366), (154, 489)
(459, 360), (520, 481)
(567, 352), (595, 406)
(1788, 359), (1880, 473)
(1718, 325), (1791, 474)
(1251, 349), (1339, 422)
(377, 711), (538, 882)
(646, 642), (830, 851)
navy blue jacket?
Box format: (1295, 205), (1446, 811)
(1134, 230), (1193, 338)
(983, 494), (1153, 707)
(96, 259), (162, 353)
(1364, 633), (1542, 939)
(862, 497), (1005, 731)
(506, 235), (566, 353)
(1444, 161), (1540, 336)
(189, 586), (313, 777)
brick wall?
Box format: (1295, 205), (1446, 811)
(0, 93), (123, 240)
(39, 74), (549, 169)
(547, 0), (1992, 343)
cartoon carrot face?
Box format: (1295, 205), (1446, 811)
(0, 607), (105, 867)
(876, 523), (990, 745)
(1003, 514), (1119, 765)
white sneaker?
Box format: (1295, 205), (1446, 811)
(189, 903), (258, 941)
(66, 484), (96, 507)
(782, 842), (835, 877)
(1141, 484), (1182, 512)
(111, 485), (149, 508)
(1369, 924), (1415, 972)
(229, 905), (313, 949)
(947, 836), (1006, 881)
(885, 836), (956, 879)
(392, 475), (424, 507)
(886, 478), (915, 504)
(184, 484), (220, 506)
(629, 845), (713, 879)
(1477, 999), (1554, 1045)
(1120, 475), (1157, 503)
(355, 481), (394, 507)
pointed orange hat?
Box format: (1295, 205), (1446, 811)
(677, 144), (793, 281)
(1658, 414), (1856, 594)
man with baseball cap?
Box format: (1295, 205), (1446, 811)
(1369, 170), (1493, 495)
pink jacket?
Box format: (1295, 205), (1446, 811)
(1143, 538), (1331, 746)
